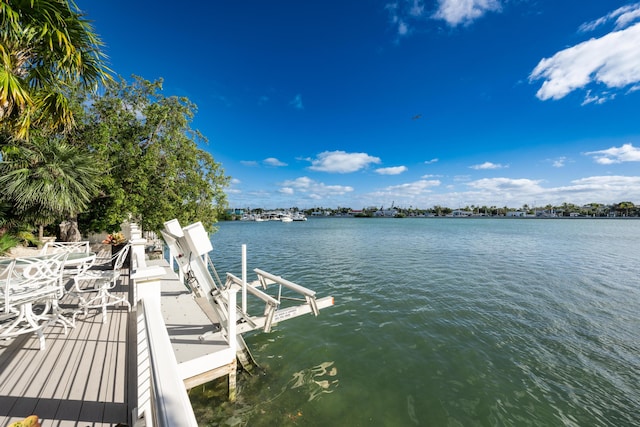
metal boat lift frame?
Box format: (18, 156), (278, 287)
(160, 219), (334, 370)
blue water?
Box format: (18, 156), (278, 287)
(190, 218), (640, 426)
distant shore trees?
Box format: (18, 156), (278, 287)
(231, 202), (640, 220)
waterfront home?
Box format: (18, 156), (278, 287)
(374, 207), (398, 217)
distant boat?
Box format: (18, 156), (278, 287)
(242, 210), (306, 222)
(292, 213), (307, 221)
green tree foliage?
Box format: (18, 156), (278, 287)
(0, 135), (100, 239)
(615, 201), (635, 217)
(0, 0), (111, 140)
(76, 76), (229, 233)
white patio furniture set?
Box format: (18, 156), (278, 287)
(0, 241), (132, 350)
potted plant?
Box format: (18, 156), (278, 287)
(103, 232), (129, 267)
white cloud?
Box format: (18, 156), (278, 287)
(470, 161), (507, 170)
(240, 160), (259, 167)
(579, 2), (640, 32)
(585, 143), (640, 164)
(386, 1), (425, 37)
(467, 177), (544, 192)
(279, 187), (294, 195)
(263, 157), (288, 167)
(457, 175), (640, 207)
(424, 158), (439, 164)
(410, 0), (425, 17)
(555, 175), (640, 203)
(433, 0), (502, 27)
(385, 179), (441, 194)
(308, 150), (381, 173)
(551, 157), (566, 168)
(376, 166), (408, 175)
(530, 11), (640, 102)
(581, 90), (615, 106)
(280, 176), (354, 196)
(289, 94), (304, 110)
(231, 178), (241, 185)
(386, 0), (498, 40)
(230, 172), (640, 209)
(570, 175), (640, 188)
(368, 179), (441, 200)
(398, 20), (409, 35)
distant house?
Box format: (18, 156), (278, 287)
(506, 211), (526, 217)
(374, 208), (398, 217)
(535, 210), (557, 218)
(450, 210), (471, 217)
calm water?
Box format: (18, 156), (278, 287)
(189, 218), (640, 426)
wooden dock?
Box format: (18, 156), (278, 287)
(0, 257), (237, 426)
(0, 271), (133, 426)
(149, 259), (238, 390)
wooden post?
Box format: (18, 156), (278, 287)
(229, 358), (238, 402)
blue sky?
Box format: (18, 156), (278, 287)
(82, 0), (640, 210)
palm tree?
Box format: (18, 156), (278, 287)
(0, 0), (111, 140)
(0, 136), (100, 240)
(617, 201), (635, 217)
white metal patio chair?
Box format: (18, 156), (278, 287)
(90, 245), (128, 269)
(72, 244), (132, 323)
(0, 253), (70, 350)
(0, 259), (16, 316)
(39, 241), (96, 282)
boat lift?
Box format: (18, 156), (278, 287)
(160, 219), (334, 371)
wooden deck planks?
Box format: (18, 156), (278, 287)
(0, 274), (130, 427)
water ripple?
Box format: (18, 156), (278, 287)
(193, 218), (640, 426)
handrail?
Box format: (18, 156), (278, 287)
(226, 272), (279, 332)
(225, 272), (280, 307)
(253, 268), (317, 298)
(253, 268), (320, 317)
(139, 298), (198, 427)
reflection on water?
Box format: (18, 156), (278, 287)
(190, 361), (339, 425)
(291, 361), (339, 402)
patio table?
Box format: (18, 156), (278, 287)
(0, 253), (71, 350)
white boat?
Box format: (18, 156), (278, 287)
(292, 213), (307, 221)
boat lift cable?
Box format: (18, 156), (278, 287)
(206, 255), (224, 290)
(183, 252), (202, 296)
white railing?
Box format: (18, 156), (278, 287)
(137, 298), (198, 427)
(130, 231), (237, 427)
(130, 229), (199, 427)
